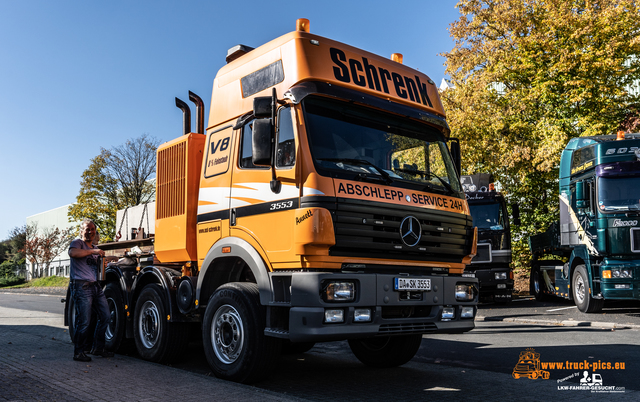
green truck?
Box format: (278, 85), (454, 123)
(529, 132), (640, 312)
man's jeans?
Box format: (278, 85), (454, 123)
(71, 281), (109, 355)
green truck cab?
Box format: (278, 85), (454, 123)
(529, 132), (640, 312)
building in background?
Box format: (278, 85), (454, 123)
(26, 205), (78, 279)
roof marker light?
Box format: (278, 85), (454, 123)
(391, 53), (403, 64)
(297, 18), (310, 32)
(617, 131), (626, 141)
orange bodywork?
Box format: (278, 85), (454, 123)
(155, 22), (474, 275)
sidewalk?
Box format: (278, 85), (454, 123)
(0, 302), (303, 402)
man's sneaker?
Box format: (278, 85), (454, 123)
(73, 352), (92, 362)
(89, 349), (114, 358)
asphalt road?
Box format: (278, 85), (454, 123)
(2, 290), (639, 400)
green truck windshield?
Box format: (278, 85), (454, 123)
(598, 176), (640, 211)
(303, 96), (461, 193)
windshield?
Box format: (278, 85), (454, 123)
(302, 96), (461, 193)
(598, 176), (640, 211)
(469, 202), (503, 230)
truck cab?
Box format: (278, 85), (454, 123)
(462, 174), (514, 302)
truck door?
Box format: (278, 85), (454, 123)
(229, 106), (298, 264)
(197, 125), (235, 261)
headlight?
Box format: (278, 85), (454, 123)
(354, 308), (372, 322)
(611, 269), (633, 279)
(461, 307), (475, 318)
(324, 309), (344, 323)
(442, 307), (455, 320)
(495, 272), (507, 280)
(455, 283), (478, 302)
(323, 281), (355, 302)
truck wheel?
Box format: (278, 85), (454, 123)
(202, 283), (281, 383)
(281, 341), (316, 355)
(348, 334), (422, 368)
(134, 284), (190, 363)
(572, 265), (604, 313)
(530, 264), (550, 301)
(104, 282), (130, 352)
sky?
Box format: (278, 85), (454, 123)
(0, 0), (463, 240)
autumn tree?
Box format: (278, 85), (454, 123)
(23, 222), (74, 278)
(68, 134), (159, 241)
(441, 0), (640, 272)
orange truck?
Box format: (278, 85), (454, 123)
(65, 19), (478, 383)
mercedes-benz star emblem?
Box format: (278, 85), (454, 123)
(400, 215), (422, 247)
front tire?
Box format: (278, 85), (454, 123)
(202, 283), (281, 384)
(348, 334), (423, 368)
(133, 284), (190, 362)
(572, 264), (604, 313)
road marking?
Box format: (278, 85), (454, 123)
(547, 306), (577, 312)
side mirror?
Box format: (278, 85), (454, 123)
(252, 119), (273, 166)
(449, 138), (461, 176)
(511, 204), (521, 226)
(253, 97), (272, 118)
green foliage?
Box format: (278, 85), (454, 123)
(443, 0), (640, 273)
(2, 225), (26, 264)
(68, 134), (159, 242)
(0, 276), (25, 287)
(29, 275), (69, 288)
(0, 260), (25, 288)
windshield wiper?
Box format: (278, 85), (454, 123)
(425, 173), (455, 195)
(317, 158), (393, 184)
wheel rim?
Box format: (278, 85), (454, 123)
(211, 304), (244, 364)
(139, 300), (160, 349)
(575, 273), (586, 304)
(106, 297), (117, 342)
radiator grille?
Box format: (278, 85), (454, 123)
(157, 141), (186, 219)
(312, 198), (473, 263)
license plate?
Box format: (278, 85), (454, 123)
(394, 278), (431, 291)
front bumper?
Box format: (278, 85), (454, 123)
(600, 262), (640, 300)
(282, 272), (477, 342)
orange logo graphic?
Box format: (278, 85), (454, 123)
(512, 348), (550, 380)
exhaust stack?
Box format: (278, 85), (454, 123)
(175, 97), (191, 135)
(189, 91), (205, 134)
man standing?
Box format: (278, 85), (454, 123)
(69, 219), (113, 361)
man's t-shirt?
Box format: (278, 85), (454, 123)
(69, 239), (99, 281)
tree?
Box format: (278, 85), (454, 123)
(23, 222), (74, 278)
(441, 0), (640, 272)
(6, 225), (26, 264)
(68, 134), (159, 241)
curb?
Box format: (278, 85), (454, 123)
(476, 315), (640, 330)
